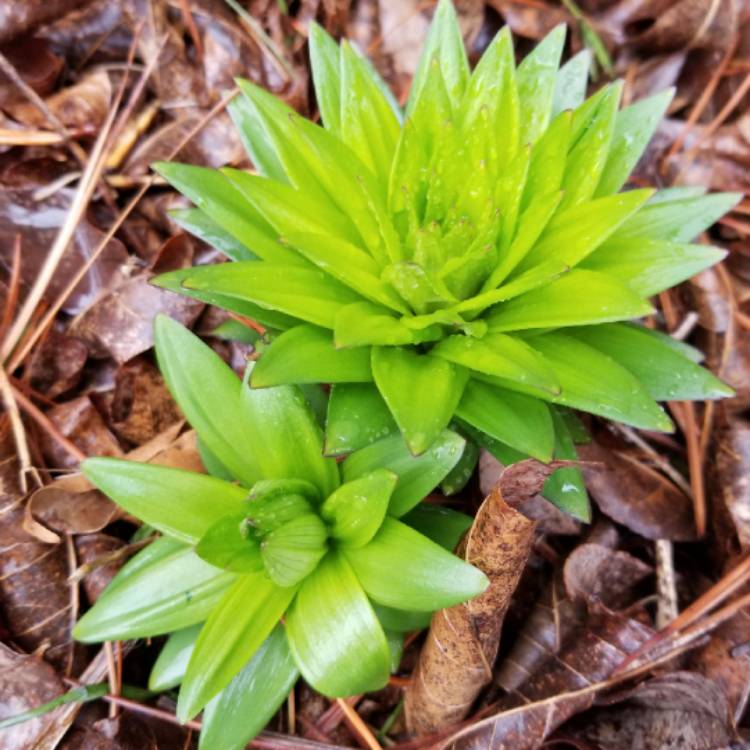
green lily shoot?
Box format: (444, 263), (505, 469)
(152, 0), (736, 520)
(74, 316), (487, 750)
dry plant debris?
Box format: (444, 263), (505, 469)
(0, 0), (749, 749)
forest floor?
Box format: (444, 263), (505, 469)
(1, 0), (750, 748)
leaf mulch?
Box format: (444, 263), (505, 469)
(1, 1), (750, 748)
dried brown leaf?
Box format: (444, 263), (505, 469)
(27, 330), (89, 400)
(73, 533), (126, 604)
(579, 440), (696, 541)
(405, 460), (569, 734)
(0, 0), (92, 45)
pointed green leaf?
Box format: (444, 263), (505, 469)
(372, 346), (469, 455)
(432, 333), (560, 394)
(285, 552), (390, 696)
(152, 267), (301, 331)
(170, 207), (255, 261)
(334, 301), (443, 347)
(560, 82), (622, 209)
(486, 269), (653, 332)
(149, 624), (201, 691)
(568, 323), (733, 401)
(456, 379), (554, 461)
(321, 469), (397, 547)
(196, 513), (264, 574)
(582, 237), (727, 296)
(325, 383), (397, 456)
(341, 430), (465, 517)
(309, 22), (342, 132)
(516, 25), (565, 145)
(551, 49), (590, 117)
(73, 545), (235, 642)
(81, 458), (247, 545)
(240, 373), (339, 497)
(153, 162), (300, 265)
(252, 325), (371, 388)
(182, 262), (364, 329)
(154, 316), (261, 487)
(401, 504), (473, 550)
(177, 572), (296, 721)
(516, 188), (652, 272)
(595, 88), (673, 197)
(199, 626), (298, 750)
(373, 604), (432, 632)
(542, 409), (590, 521)
(616, 191), (741, 242)
(261, 514), (329, 587)
(521, 110), (571, 210)
(527, 331), (674, 431)
(440, 438), (480, 495)
(408, 0), (469, 113)
(345, 518), (488, 611)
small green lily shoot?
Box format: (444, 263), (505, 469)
(152, 0), (736, 520)
(73, 316), (487, 750)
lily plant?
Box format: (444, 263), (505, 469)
(152, 0), (736, 520)
(74, 316), (487, 750)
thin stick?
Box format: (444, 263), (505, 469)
(336, 698), (383, 750)
(0, 366), (35, 493)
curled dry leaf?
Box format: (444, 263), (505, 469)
(0, 458), (79, 670)
(565, 671), (736, 750)
(0, 0), (91, 44)
(40, 396), (122, 470)
(406, 460), (571, 734)
(0, 642), (66, 750)
(579, 440), (696, 541)
(6, 68), (111, 132)
(440, 608), (654, 750)
(497, 542), (652, 692)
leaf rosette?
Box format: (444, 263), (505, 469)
(153, 0), (736, 521)
(74, 316), (487, 750)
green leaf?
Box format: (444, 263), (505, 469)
(182, 261), (364, 329)
(401, 504), (473, 550)
(516, 25), (565, 145)
(309, 22), (342, 132)
(200, 626), (298, 750)
(432, 333), (560, 394)
(196, 513), (264, 573)
(456, 379), (555, 461)
(527, 331), (674, 431)
(247, 493), (315, 533)
(284, 232), (405, 312)
(325, 383), (398, 456)
(616, 191), (741, 242)
(261, 514), (329, 587)
(152, 268), (301, 331)
(252, 325), (371, 388)
(521, 110), (571, 210)
(408, 0), (469, 113)
(567, 323), (733, 401)
(285, 552), (390, 696)
(595, 89), (673, 196)
(149, 624), (201, 691)
(373, 603), (432, 632)
(321, 469), (397, 547)
(516, 189), (652, 273)
(486, 269), (653, 332)
(170, 207), (255, 261)
(240, 372), (340, 497)
(372, 346), (469, 455)
(177, 572), (296, 721)
(82, 458), (247, 545)
(73, 545), (235, 642)
(153, 163), (300, 265)
(345, 518), (488, 611)
(341, 430), (465, 517)
(440, 438), (480, 495)
(581, 237), (727, 297)
(334, 302), (443, 347)
(154, 315), (260, 487)
(542, 409), (590, 521)
(560, 82), (622, 209)
(551, 49), (590, 117)
(340, 41), (401, 186)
